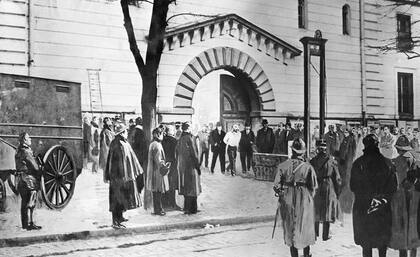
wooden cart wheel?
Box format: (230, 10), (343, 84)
(40, 145), (77, 210)
(7, 173), (19, 195)
(0, 179), (6, 212)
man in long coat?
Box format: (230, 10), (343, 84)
(310, 140), (342, 241)
(273, 122), (285, 154)
(239, 122), (255, 173)
(146, 128), (170, 216)
(350, 134), (398, 257)
(209, 122), (226, 174)
(161, 125), (181, 210)
(99, 117), (114, 172)
(177, 122), (201, 214)
(104, 123), (143, 229)
(325, 125), (340, 157)
(82, 116), (91, 168)
(131, 117), (147, 169)
(256, 119), (275, 153)
(273, 138), (318, 257)
(338, 129), (357, 213)
(389, 135), (420, 257)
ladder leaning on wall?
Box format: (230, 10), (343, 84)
(87, 69), (104, 114)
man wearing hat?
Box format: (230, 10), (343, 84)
(256, 119), (275, 153)
(325, 125), (340, 157)
(338, 128), (357, 213)
(131, 117), (147, 171)
(209, 122), (226, 174)
(177, 122), (201, 214)
(15, 132), (42, 230)
(273, 138), (318, 257)
(310, 139), (342, 241)
(239, 122), (255, 173)
(389, 135), (420, 257)
(105, 123), (143, 228)
(350, 134), (397, 257)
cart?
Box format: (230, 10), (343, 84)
(252, 153), (288, 181)
(0, 73), (82, 210)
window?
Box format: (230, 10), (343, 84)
(298, 0), (307, 29)
(398, 72), (414, 118)
(397, 14), (413, 51)
(342, 5), (351, 35)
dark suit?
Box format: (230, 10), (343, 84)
(210, 129), (226, 173)
(131, 127), (147, 169)
(239, 130), (255, 171)
(256, 127), (275, 153)
(161, 135), (179, 210)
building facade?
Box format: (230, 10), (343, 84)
(1, 0), (419, 128)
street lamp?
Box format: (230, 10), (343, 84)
(300, 30), (327, 157)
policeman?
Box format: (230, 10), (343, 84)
(15, 132), (42, 230)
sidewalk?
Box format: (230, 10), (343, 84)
(0, 165), (277, 247)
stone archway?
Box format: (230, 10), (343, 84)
(173, 47), (276, 112)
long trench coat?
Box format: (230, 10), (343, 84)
(104, 135), (143, 212)
(99, 128), (114, 170)
(389, 151), (420, 250)
(310, 153), (342, 222)
(338, 134), (356, 213)
(350, 147), (398, 248)
(274, 158), (318, 249)
(176, 132), (201, 197)
(146, 141), (169, 193)
(162, 135), (179, 190)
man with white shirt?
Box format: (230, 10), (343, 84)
(224, 124), (241, 176)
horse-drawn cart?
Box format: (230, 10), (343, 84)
(0, 73), (82, 210)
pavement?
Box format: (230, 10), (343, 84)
(0, 159), (277, 247)
(0, 220), (408, 257)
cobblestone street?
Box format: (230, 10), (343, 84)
(0, 220), (408, 257)
(0, 162), (275, 240)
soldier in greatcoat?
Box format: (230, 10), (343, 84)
(104, 123), (143, 229)
(389, 135), (420, 257)
(310, 140), (342, 241)
(350, 134), (398, 257)
(15, 132), (42, 230)
(176, 122), (201, 214)
(273, 138), (318, 257)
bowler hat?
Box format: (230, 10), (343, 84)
(291, 138), (306, 154)
(114, 123), (127, 135)
(262, 119), (268, 125)
(216, 121), (222, 127)
(395, 135), (413, 151)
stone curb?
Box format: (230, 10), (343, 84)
(0, 214), (274, 248)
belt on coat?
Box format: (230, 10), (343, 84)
(283, 181), (307, 188)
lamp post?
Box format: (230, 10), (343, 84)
(300, 30), (327, 157)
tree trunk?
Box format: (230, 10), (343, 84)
(141, 75), (157, 143)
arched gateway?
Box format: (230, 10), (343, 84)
(173, 47), (275, 129)
(157, 14), (302, 128)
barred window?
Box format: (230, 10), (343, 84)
(298, 0), (307, 29)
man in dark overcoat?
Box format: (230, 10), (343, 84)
(338, 129), (357, 213)
(239, 122), (255, 173)
(105, 123), (143, 228)
(350, 134), (398, 257)
(256, 119), (275, 153)
(131, 117), (148, 170)
(176, 122), (201, 214)
(82, 116), (91, 168)
(325, 125), (340, 157)
(310, 140), (342, 241)
(209, 122), (226, 174)
(161, 125), (181, 210)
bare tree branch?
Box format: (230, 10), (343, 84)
(121, 0), (146, 77)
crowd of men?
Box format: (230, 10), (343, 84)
(273, 123), (420, 257)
